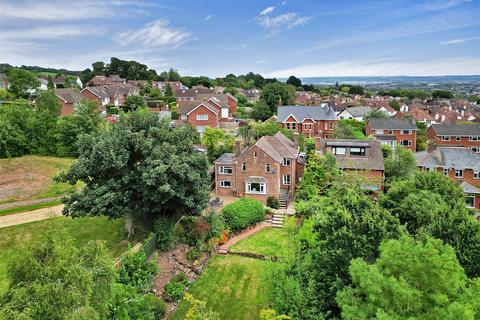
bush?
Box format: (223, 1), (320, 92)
(178, 216), (212, 246)
(222, 198), (266, 232)
(144, 293), (166, 318)
(154, 217), (175, 251)
(267, 196), (280, 209)
(117, 251), (159, 293)
(164, 273), (189, 302)
(186, 247), (202, 261)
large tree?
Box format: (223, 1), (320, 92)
(57, 111), (210, 220)
(201, 127), (234, 163)
(286, 75), (302, 88)
(383, 145), (417, 183)
(7, 68), (40, 98)
(337, 236), (480, 320)
(260, 82), (296, 114)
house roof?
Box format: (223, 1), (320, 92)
(374, 134), (397, 141)
(255, 132), (298, 163)
(462, 181), (480, 194)
(178, 100), (220, 115)
(317, 139), (384, 171)
(81, 86), (110, 99)
(344, 106), (373, 118)
(277, 105), (337, 122)
(368, 118), (418, 130)
(429, 123), (480, 136)
(54, 88), (82, 104)
(87, 75), (125, 86)
(214, 153), (235, 163)
(415, 147), (480, 171)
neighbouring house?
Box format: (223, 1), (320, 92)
(0, 73), (8, 89)
(175, 86), (214, 104)
(80, 86), (111, 106)
(294, 91), (321, 105)
(338, 106), (373, 121)
(366, 118), (418, 151)
(426, 123), (480, 153)
(37, 78), (49, 91)
(158, 81), (186, 93)
(365, 100), (397, 116)
(276, 105), (338, 138)
(394, 105), (435, 125)
(240, 89), (261, 102)
(416, 144), (480, 210)
(86, 75), (126, 87)
(214, 132), (302, 206)
(315, 138), (385, 191)
(81, 83), (139, 107)
(54, 88), (83, 116)
(177, 94), (238, 134)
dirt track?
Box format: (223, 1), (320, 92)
(0, 205), (64, 229)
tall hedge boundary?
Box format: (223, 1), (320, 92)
(222, 198), (266, 232)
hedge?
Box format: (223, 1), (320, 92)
(222, 198), (266, 232)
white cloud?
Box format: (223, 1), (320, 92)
(417, 0), (472, 12)
(204, 14), (212, 21)
(115, 19), (191, 49)
(260, 6), (276, 16)
(267, 57), (480, 77)
(257, 12), (311, 35)
(439, 36), (480, 44)
(1, 25), (96, 40)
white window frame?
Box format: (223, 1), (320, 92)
(241, 162), (246, 172)
(181, 114), (187, 120)
(465, 193), (475, 209)
(474, 171), (480, 179)
(282, 174), (291, 185)
(253, 152), (257, 159)
(456, 136), (461, 141)
(332, 147), (346, 155)
(350, 147), (366, 156)
(455, 169), (463, 178)
(246, 182), (266, 195)
(282, 158), (291, 166)
(401, 130), (411, 135)
(375, 129), (383, 135)
(401, 140), (412, 146)
(441, 136), (451, 141)
(387, 130), (393, 134)
(220, 180), (231, 188)
(196, 114), (208, 121)
(329, 122), (334, 130)
(219, 166), (233, 175)
(443, 168), (449, 176)
(471, 146), (480, 154)
(469, 136), (479, 141)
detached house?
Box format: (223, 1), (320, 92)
(214, 132), (302, 206)
(316, 138), (385, 191)
(81, 86), (111, 106)
(54, 88), (83, 116)
(175, 86), (214, 104)
(416, 145), (480, 210)
(81, 83), (139, 107)
(366, 118), (418, 151)
(277, 105), (338, 138)
(338, 106), (373, 121)
(426, 124), (480, 153)
(87, 75), (126, 87)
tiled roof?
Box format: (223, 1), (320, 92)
(430, 123), (480, 136)
(54, 88), (82, 104)
(345, 106), (373, 117)
(82, 86), (110, 99)
(415, 147), (480, 171)
(255, 132), (298, 162)
(368, 118), (418, 130)
(177, 100), (220, 115)
(277, 105), (338, 122)
(214, 153), (235, 163)
(461, 181), (480, 194)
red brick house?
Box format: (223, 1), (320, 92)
(315, 138), (385, 191)
(426, 124), (480, 153)
(54, 88), (83, 116)
(175, 86), (214, 104)
(214, 132), (302, 206)
(81, 86), (111, 106)
(86, 75), (126, 87)
(416, 145), (480, 210)
(276, 105), (338, 138)
(158, 81), (185, 93)
(366, 118), (418, 151)
(81, 83), (139, 107)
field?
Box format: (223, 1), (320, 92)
(172, 227), (292, 319)
(0, 216), (146, 294)
(0, 155), (76, 204)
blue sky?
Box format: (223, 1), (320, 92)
(0, 0), (479, 77)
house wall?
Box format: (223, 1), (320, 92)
(366, 123), (417, 151)
(426, 127), (480, 149)
(279, 118), (337, 138)
(215, 163), (236, 197)
(81, 89), (102, 104)
(432, 167), (480, 209)
(227, 96), (237, 116)
(59, 101), (74, 116)
(187, 105), (219, 130)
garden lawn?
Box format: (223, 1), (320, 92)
(172, 255), (272, 320)
(0, 216), (145, 294)
(229, 227), (293, 258)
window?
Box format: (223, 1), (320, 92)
(219, 166), (233, 174)
(387, 130), (393, 134)
(401, 130), (411, 135)
(332, 147), (346, 155)
(282, 174), (291, 185)
(181, 114), (187, 120)
(282, 158), (291, 166)
(469, 136), (479, 141)
(220, 180), (231, 188)
(350, 147), (366, 156)
(471, 146), (480, 154)
(400, 140), (412, 146)
(474, 171), (480, 179)
(246, 182), (266, 194)
(443, 168), (449, 176)
(375, 129), (383, 135)
(241, 162), (246, 172)
(456, 136), (461, 141)
(196, 114), (208, 121)
(266, 163), (271, 173)
(286, 123), (297, 130)
(465, 193), (475, 208)
(441, 136), (451, 141)
(253, 152), (257, 158)
(455, 169), (463, 178)
(291, 123), (297, 130)
(304, 124), (313, 131)
(196, 125), (206, 133)
(329, 122), (334, 130)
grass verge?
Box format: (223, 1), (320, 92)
(229, 227), (293, 258)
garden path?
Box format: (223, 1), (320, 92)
(0, 205), (63, 229)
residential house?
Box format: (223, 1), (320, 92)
(426, 124), (480, 153)
(80, 86), (111, 106)
(86, 75), (126, 87)
(214, 132), (302, 205)
(315, 138), (385, 191)
(416, 145), (480, 210)
(37, 78), (49, 91)
(158, 81), (185, 93)
(394, 105), (435, 125)
(365, 99), (397, 116)
(338, 106), (373, 121)
(175, 86), (214, 104)
(240, 89), (261, 102)
(54, 88), (83, 116)
(366, 118), (418, 151)
(0, 73), (8, 89)
(276, 105), (338, 138)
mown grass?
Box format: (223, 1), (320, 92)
(172, 255), (272, 320)
(229, 227), (293, 258)
(0, 216), (147, 294)
(0, 200), (62, 216)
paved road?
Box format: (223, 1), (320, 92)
(0, 205), (64, 229)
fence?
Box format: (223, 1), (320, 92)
(142, 233), (158, 260)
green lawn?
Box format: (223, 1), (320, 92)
(0, 216), (146, 294)
(172, 255), (273, 320)
(229, 227), (293, 258)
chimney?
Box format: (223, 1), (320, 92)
(235, 140), (241, 157)
(427, 139), (437, 153)
(293, 132), (299, 149)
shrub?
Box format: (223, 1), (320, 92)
(117, 251), (159, 293)
(204, 209), (225, 240)
(222, 198), (266, 232)
(186, 247), (202, 261)
(178, 216), (211, 246)
(267, 196), (280, 209)
(154, 217), (175, 251)
(164, 273), (189, 302)
(144, 293), (166, 318)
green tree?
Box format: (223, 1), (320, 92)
(0, 100), (35, 157)
(432, 89), (454, 99)
(0, 225), (116, 320)
(123, 95), (146, 112)
(297, 153), (339, 202)
(164, 83), (174, 97)
(337, 236), (480, 320)
(364, 109), (388, 120)
(348, 85), (365, 95)
(47, 75), (55, 90)
(260, 82), (296, 114)
(286, 75), (302, 88)
(252, 100), (273, 121)
(183, 293), (220, 320)
(7, 68), (40, 98)
(200, 127), (234, 163)
(388, 100), (401, 111)
(383, 145), (417, 182)
(57, 111), (210, 220)
(30, 91), (62, 155)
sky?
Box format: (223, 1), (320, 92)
(0, 0), (479, 77)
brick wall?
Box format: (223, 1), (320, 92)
(366, 123), (417, 151)
(426, 127), (480, 149)
(187, 105), (219, 129)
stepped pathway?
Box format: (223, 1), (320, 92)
(218, 221), (271, 254)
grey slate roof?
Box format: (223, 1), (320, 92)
(54, 88), (82, 104)
(430, 124), (480, 136)
(214, 153), (235, 163)
(82, 86), (110, 99)
(415, 147), (480, 171)
(374, 134), (397, 141)
(345, 106), (373, 117)
(277, 105), (337, 122)
(255, 132), (298, 162)
(461, 181), (480, 194)
(368, 118), (418, 130)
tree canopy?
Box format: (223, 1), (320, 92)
(260, 82), (296, 114)
(7, 68), (40, 98)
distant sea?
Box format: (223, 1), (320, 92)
(279, 75), (480, 85)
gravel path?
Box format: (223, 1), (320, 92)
(0, 205), (64, 229)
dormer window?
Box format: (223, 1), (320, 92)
(350, 147), (366, 156)
(282, 158), (291, 166)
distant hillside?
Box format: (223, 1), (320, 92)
(0, 63), (80, 76)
